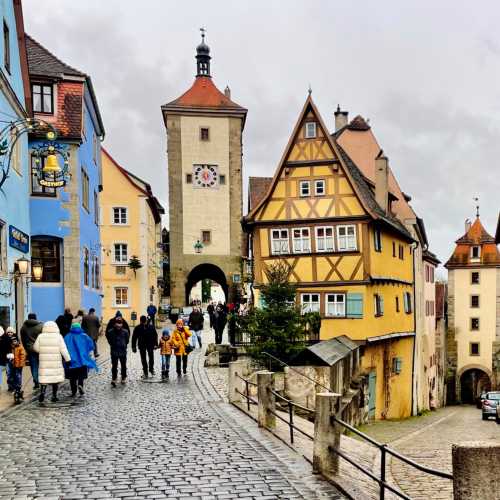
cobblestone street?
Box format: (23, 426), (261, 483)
(0, 328), (342, 500)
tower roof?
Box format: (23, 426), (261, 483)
(445, 217), (500, 268)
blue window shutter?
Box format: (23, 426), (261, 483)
(380, 296), (384, 315)
(347, 293), (363, 318)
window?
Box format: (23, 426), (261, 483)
(337, 225), (357, 251)
(305, 122), (317, 139)
(292, 227), (311, 253)
(10, 126), (20, 175)
(404, 292), (412, 314)
(471, 272), (480, 284)
(395, 296), (400, 312)
(113, 243), (128, 264)
(326, 294), (346, 317)
(93, 256), (100, 289)
(186, 173), (192, 184)
(31, 238), (61, 282)
(471, 295), (480, 308)
(83, 248), (90, 287)
(470, 342), (480, 356)
(3, 21), (9, 74)
(114, 287), (129, 307)
(31, 156), (56, 196)
(392, 242), (396, 257)
(398, 244), (404, 260)
(93, 134), (97, 164)
(314, 179), (325, 196)
(392, 357), (402, 375)
(81, 169), (89, 211)
(271, 229), (289, 255)
(299, 180), (310, 197)
(471, 246), (480, 259)
(301, 293), (320, 314)
(113, 207), (128, 225)
(0, 220), (6, 273)
(470, 318), (480, 331)
(202, 230), (211, 244)
(374, 229), (382, 252)
(32, 84), (53, 114)
(374, 294), (384, 317)
(115, 266), (127, 275)
(315, 226), (334, 252)
(200, 127), (210, 141)
(219, 174), (226, 185)
(94, 191), (99, 225)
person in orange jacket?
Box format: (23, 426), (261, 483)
(170, 319), (191, 376)
(158, 329), (173, 380)
(6, 331), (26, 405)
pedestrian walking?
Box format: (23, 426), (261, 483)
(207, 301), (215, 330)
(171, 319), (192, 376)
(132, 315), (158, 379)
(106, 317), (130, 387)
(33, 321), (71, 403)
(188, 306), (204, 349)
(7, 336), (26, 405)
(0, 326), (10, 391)
(55, 308), (73, 337)
(158, 329), (173, 380)
(74, 310), (84, 325)
(105, 310), (130, 335)
(214, 303), (227, 344)
(64, 322), (98, 397)
(20, 313), (43, 389)
(147, 303), (157, 327)
(82, 308), (101, 358)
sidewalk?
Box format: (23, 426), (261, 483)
(0, 335), (110, 414)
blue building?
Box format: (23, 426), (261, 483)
(0, 2), (32, 332)
(26, 35), (105, 322)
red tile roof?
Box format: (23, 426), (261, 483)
(456, 217), (495, 244)
(347, 115), (370, 131)
(248, 176), (273, 212)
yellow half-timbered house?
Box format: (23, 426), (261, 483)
(244, 96), (416, 419)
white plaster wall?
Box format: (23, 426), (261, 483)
(181, 115), (230, 255)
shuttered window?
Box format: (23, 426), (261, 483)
(346, 293), (363, 318)
(374, 294), (384, 317)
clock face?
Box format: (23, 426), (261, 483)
(193, 165), (218, 188)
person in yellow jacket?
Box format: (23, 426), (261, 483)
(6, 332), (26, 405)
(171, 319), (191, 376)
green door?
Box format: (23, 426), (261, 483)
(368, 371), (376, 419)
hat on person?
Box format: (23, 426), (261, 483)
(162, 328), (170, 336)
(71, 322), (81, 329)
(115, 311), (123, 318)
(42, 321), (60, 334)
(6, 327), (15, 335)
(176, 319), (184, 327)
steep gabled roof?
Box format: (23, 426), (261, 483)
(244, 95), (412, 241)
(455, 217), (495, 244)
(25, 34), (85, 79)
(248, 176), (273, 212)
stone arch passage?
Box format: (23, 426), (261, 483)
(459, 367), (492, 404)
(185, 263), (228, 305)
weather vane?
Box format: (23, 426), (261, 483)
(473, 196), (479, 218)
(200, 27), (206, 42)
(308, 83), (312, 96)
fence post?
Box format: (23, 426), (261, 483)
(257, 370), (276, 429)
(313, 392), (340, 476)
(228, 360), (245, 404)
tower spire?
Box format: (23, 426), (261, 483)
(196, 27), (211, 77)
(473, 196), (480, 218)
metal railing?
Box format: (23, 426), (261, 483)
(234, 372), (258, 412)
(330, 415), (453, 500)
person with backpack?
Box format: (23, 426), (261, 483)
(20, 313), (43, 389)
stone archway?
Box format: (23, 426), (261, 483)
(185, 263), (228, 306)
(457, 365), (493, 404)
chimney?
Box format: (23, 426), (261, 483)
(334, 104), (348, 131)
(375, 150), (389, 213)
(224, 85), (231, 99)
(465, 219), (472, 233)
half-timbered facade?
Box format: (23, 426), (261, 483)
(244, 96), (416, 419)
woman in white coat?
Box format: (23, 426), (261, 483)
(33, 321), (71, 403)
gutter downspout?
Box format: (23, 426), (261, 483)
(411, 240), (419, 416)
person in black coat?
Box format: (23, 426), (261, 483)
(132, 316), (158, 379)
(105, 318), (130, 387)
(188, 307), (204, 349)
(55, 308), (73, 337)
(105, 311), (130, 335)
(214, 304), (227, 345)
(207, 302), (215, 330)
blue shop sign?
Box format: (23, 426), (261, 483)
(9, 225), (29, 253)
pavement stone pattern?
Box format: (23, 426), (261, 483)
(0, 325), (343, 499)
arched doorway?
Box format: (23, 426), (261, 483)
(185, 264), (228, 306)
(459, 368), (491, 404)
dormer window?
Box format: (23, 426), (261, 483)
(32, 84), (53, 114)
(305, 122), (317, 139)
(471, 246), (480, 259)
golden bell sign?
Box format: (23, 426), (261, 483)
(42, 153), (61, 174)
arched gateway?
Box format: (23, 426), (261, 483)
(185, 263), (228, 305)
(458, 365), (492, 404)
(161, 34), (247, 307)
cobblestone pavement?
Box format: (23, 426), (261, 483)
(0, 326), (342, 499)
(361, 405), (500, 499)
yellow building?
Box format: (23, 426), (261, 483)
(244, 96), (416, 419)
(100, 149), (164, 325)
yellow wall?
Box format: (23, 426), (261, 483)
(100, 152), (162, 324)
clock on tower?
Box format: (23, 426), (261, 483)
(193, 164), (218, 188)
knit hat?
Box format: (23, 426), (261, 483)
(0, 326), (4, 336)
(42, 321), (60, 334)
(6, 327), (15, 335)
(71, 322), (81, 329)
(162, 328), (170, 336)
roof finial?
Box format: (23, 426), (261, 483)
(200, 27), (206, 42)
(308, 84), (312, 96)
(473, 196), (480, 218)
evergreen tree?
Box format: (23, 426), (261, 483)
(128, 255), (143, 277)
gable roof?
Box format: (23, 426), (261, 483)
(248, 176), (273, 212)
(25, 34), (85, 79)
(244, 95), (412, 241)
(455, 217), (495, 244)
(291, 335), (359, 367)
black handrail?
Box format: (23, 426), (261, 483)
(234, 372), (257, 411)
(269, 388), (316, 414)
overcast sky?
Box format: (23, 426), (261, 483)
(23, 1), (500, 272)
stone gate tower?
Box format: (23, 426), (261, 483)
(161, 34), (247, 307)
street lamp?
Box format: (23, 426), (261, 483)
(16, 257), (29, 275)
(32, 262), (43, 281)
(194, 240), (203, 254)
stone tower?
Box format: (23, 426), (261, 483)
(161, 34), (247, 307)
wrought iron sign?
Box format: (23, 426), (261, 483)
(31, 131), (70, 189)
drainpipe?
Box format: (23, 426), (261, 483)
(411, 240), (419, 416)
